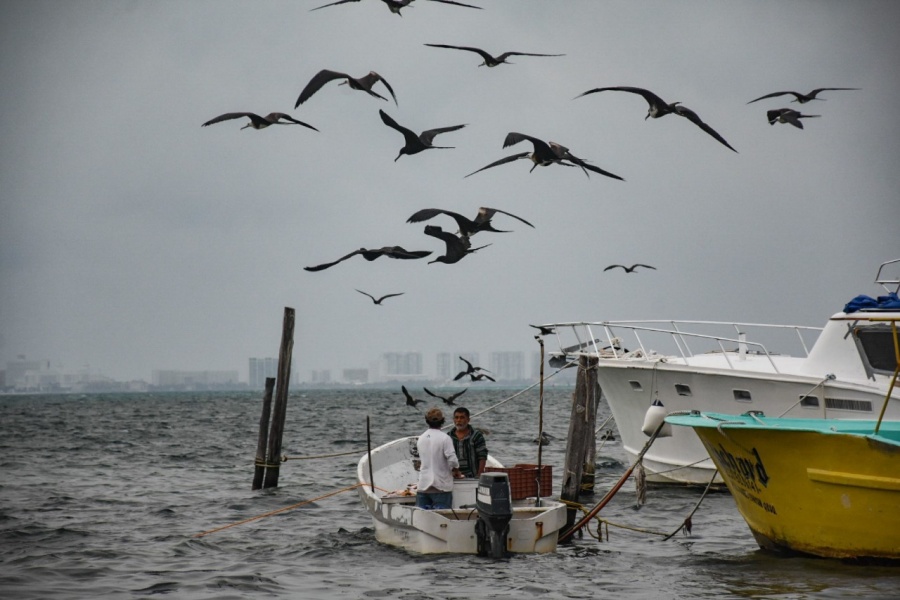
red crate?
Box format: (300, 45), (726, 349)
(484, 464), (552, 500)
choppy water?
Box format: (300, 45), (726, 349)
(2, 388), (898, 599)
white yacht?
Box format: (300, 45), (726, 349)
(539, 259), (900, 485)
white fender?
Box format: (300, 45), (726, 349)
(641, 398), (672, 438)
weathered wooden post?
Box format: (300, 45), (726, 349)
(560, 355), (599, 533)
(263, 307), (295, 489)
(252, 377), (276, 490)
(580, 380), (602, 495)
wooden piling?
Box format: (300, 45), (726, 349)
(559, 355), (599, 533)
(263, 307), (295, 489)
(252, 377), (276, 490)
(580, 381), (602, 494)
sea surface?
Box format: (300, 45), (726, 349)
(2, 388), (898, 599)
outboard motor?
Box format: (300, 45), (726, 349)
(475, 472), (512, 558)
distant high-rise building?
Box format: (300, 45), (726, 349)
(310, 369), (332, 384)
(489, 351), (525, 381)
(4, 356), (51, 390)
(380, 351), (424, 381)
(151, 370), (239, 388)
(249, 357), (278, 389)
(342, 368), (368, 384)
(530, 351), (543, 379)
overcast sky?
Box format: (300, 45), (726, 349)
(1, 0), (898, 382)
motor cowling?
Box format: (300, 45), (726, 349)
(475, 472), (512, 558)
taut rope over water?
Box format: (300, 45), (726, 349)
(194, 483), (365, 538)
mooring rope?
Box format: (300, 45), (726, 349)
(776, 373), (835, 418)
(662, 468), (719, 540)
(558, 419), (667, 543)
(649, 456), (715, 476)
(280, 449), (363, 461)
(194, 483), (364, 538)
(468, 359), (577, 421)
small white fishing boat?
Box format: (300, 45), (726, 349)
(538, 258), (900, 485)
(357, 436), (567, 556)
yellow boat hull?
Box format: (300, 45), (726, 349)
(667, 413), (900, 560)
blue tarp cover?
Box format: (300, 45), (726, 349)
(843, 292), (900, 313)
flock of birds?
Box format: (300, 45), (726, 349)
(401, 355), (494, 410)
(200, 2), (861, 402)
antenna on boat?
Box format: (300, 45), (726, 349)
(367, 416), (376, 494)
(535, 335), (545, 507)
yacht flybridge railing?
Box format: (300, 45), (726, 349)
(875, 258), (900, 295)
(541, 320), (823, 374)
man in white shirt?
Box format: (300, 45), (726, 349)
(416, 407), (462, 509)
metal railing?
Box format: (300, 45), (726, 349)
(540, 320), (823, 374)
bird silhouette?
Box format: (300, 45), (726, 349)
(311, 0), (482, 15)
(402, 385), (425, 409)
(468, 372), (496, 383)
(575, 86), (737, 152)
(424, 386), (468, 406)
(355, 289), (405, 304)
(466, 132), (624, 180)
(295, 70), (397, 108)
(407, 207), (534, 239)
(304, 246), (431, 272)
(201, 112), (318, 131)
(423, 225), (490, 265)
(604, 263), (656, 273)
(424, 44), (564, 67)
(766, 108), (820, 129)
(453, 356), (492, 381)
(530, 324), (556, 336)
(747, 87), (859, 104)
(379, 110), (466, 161)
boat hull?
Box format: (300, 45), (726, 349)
(597, 359), (897, 485)
(666, 412), (900, 560)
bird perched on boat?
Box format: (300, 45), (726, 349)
(453, 356), (492, 381)
(378, 110), (466, 161)
(401, 385), (425, 410)
(466, 132), (624, 180)
(604, 263), (656, 273)
(355, 289), (404, 305)
(423, 225), (490, 265)
(575, 86), (737, 152)
(766, 108), (820, 129)
(295, 69), (397, 108)
(746, 87), (860, 104)
(201, 112), (318, 132)
(304, 246), (431, 272)
(406, 207), (534, 240)
(311, 0), (482, 15)
(423, 387), (468, 406)
(424, 43), (564, 67)
(530, 324), (556, 336)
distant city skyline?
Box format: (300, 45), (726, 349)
(1, 347), (557, 393)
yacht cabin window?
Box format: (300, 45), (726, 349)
(855, 325), (899, 374)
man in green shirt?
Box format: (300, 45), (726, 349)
(449, 407), (488, 478)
